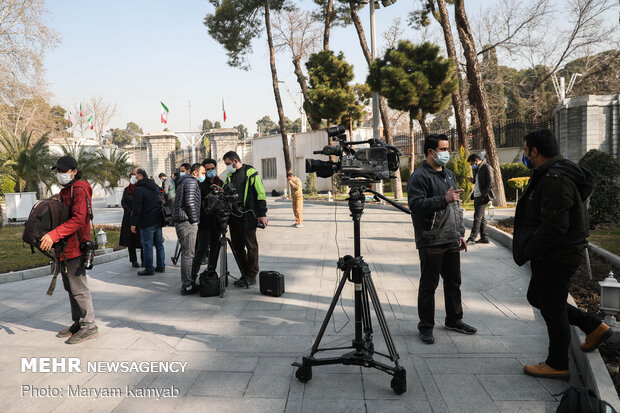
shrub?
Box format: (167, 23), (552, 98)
(0, 173), (15, 199)
(500, 162), (530, 201)
(507, 177), (530, 200)
(446, 146), (473, 202)
(332, 172), (347, 195)
(578, 149), (620, 224)
(305, 172), (318, 195)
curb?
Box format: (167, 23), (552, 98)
(588, 242), (620, 268)
(0, 249), (128, 285)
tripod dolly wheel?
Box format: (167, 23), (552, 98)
(295, 365), (312, 383)
(390, 367), (407, 395)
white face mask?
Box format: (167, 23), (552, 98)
(130, 176), (138, 185)
(57, 172), (73, 186)
(226, 163), (236, 174)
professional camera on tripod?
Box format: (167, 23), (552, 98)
(293, 125), (410, 395)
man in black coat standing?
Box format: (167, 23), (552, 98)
(131, 168), (165, 276)
(466, 153), (494, 245)
(514, 129), (612, 380)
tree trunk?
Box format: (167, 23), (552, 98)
(293, 56), (321, 131)
(453, 0), (506, 207)
(265, 4), (292, 174)
(418, 117), (429, 135)
(435, 0), (468, 152)
(409, 115), (415, 173)
(349, 1), (403, 199)
(323, 0), (333, 51)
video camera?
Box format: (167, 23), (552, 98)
(305, 125), (401, 185)
(205, 184), (242, 217)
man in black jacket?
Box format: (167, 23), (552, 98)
(514, 129), (612, 380)
(131, 168), (165, 276)
(174, 162), (204, 295)
(408, 134), (477, 345)
(466, 153), (494, 245)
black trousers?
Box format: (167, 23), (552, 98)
(527, 252), (601, 370)
(191, 225), (219, 278)
(228, 219), (259, 280)
(418, 243), (463, 330)
(469, 196), (488, 240)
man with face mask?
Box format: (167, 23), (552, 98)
(514, 129), (612, 380)
(40, 156), (98, 344)
(465, 153), (494, 245)
(223, 151), (268, 288)
(407, 134), (476, 345)
(174, 162), (204, 295)
(191, 158), (223, 280)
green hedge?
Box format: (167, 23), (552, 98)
(578, 149), (620, 224)
(501, 163), (530, 201)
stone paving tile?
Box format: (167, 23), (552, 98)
(477, 374), (555, 401)
(187, 371), (253, 397)
(177, 396), (287, 413)
(494, 401), (559, 412)
(433, 373), (497, 412)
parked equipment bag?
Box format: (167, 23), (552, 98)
(556, 386), (617, 413)
(259, 271), (285, 297)
(158, 191), (173, 226)
(199, 269), (220, 297)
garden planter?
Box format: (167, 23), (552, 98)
(4, 192), (37, 221)
(105, 187), (124, 207)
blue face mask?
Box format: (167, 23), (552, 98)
(197, 174), (206, 183)
(472, 164), (478, 170)
(522, 152), (532, 169)
(206, 169), (217, 179)
(179, 171), (186, 177)
(432, 150), (450, 166)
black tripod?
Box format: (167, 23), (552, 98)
(208, 211), (248, 297)
(293, 185), (408, 394)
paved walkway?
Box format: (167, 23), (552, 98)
(0, 200), (569, 412)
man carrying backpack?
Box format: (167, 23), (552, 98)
(39, 156), (98, 344)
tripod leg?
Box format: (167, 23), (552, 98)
(360, 281), (374, 351)
(226, 238), (248, 285)
(310, 268), (350, 355)
(219, 239), (227, 297)
(363, 275), (400, 363)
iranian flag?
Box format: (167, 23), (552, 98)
(79, 103), (83, 117)
(88, 115), (94, 130)
(161, 101), (169, 124)
(67, 111), (72, 126)
(222, 99), (227, 122)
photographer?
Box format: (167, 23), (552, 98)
(39, 156), (98, 344)
(191, 158), (223, 280)
(174, 162), (205, 295)
(407, 134), (477, 345)
(223, 151), (268, 288)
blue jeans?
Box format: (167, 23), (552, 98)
(140, 225), (165, 271)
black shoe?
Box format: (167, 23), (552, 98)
(57, 323), (80, 338)
(138, 270), (154, 276)
(475, 238), (490, 244)
(66, 326), (99, 344)
(131, 262), (140, 268)
(420, 329), (434, 344)
(466, 238), (476, 246)
(233, 277), (256, 288)
(445, 321), (477, 335)
(180, 285), (198, 295)
(154, 267), (165, 273)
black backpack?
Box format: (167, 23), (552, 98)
(157, 190), (173, 226)
(199, 270), (220, 297)
(556, 386), (617, 413)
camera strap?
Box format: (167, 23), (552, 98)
(69, 186), (98, 246)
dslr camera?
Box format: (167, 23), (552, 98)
(80, 240), (98, 270)
(306, 125), (400, 185)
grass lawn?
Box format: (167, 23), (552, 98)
(589, 228), (620, 256)
(0, 226), (121, 274)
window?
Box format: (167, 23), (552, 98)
(261, 158), (277, 179)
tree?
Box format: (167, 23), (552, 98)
(202, 119), (215, 133)
(96, 148), (134, 189)
(205, 0), (293, 174)
(234, 124), (249, 139)
(59, 142), (104, 189)
(0, 129), (54, 194)
(256, 115), (280, 136)
(312, 0), (350, 51)
(340, 83), (370, 138)
(368, 41), (457, 173)
(453, 0), (507, 207)
(0, 97), (68, 141)
(89, 96), (117, 143)
(272, 6), (322, 130)
(106, 122), (143, 147)
(429, 107), (453, 131)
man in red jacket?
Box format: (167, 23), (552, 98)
(40, 156), (98, 344)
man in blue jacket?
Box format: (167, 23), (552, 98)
(174, 162), (205, 295)
(407, 134), (477, 345)
(131, 168), (165, 276)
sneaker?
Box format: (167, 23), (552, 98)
(57, 323), (80, 338)
(580, 323), (613, 352)
(290, 224), (297, 227)
(65, 326), (98, 345)
(233, 277), (256, 288)
(475, 238), (490, 244)
(154, 267), (165, 273)
(445, 321), (477, 335)
(180, 285), (198, 296)
(138, 270), (154, 276)
(523, 362), (569, 380)
(295, 224), (304, 228)
(419, 329), (434, 344)
(466, 238), (476, 246)
(131, 262), (140, 268)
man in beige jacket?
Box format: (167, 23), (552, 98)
(287, 172), (304, 228)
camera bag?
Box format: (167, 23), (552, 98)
(259, 271), (285, 297)
(199, 269), (220, 297)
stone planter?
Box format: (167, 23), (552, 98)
(105, 187), (124, 207)
(4, 192), (37, 221)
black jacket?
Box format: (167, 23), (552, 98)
(472, 161), (495, 201)
(407, 161), (465, 249)
(198, 176), (223, 230)
(174, 175), (201, 224)
(225, 164), (268, 230)
(131, 178), (162, 228)
(119, 186), (141, 247)
(512, 155), (593, 266)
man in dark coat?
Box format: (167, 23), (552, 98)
(120, 171), (142, 267)
(131, 168), (165, 276)
(514, 129), (613, 380)
(466, 153), (494, 245)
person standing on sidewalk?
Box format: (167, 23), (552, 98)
(287, 172), (304, 228)
(174, 162), (204, 295)
(131, 168), (166, 276)
(407, 134), (477, 345)
(514, 129), (613, 380)
(465, 153), (494, 245)
(40, 156), (98, 344)
(120, 171), (142, 268)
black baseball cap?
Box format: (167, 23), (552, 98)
(52, 156), (78, 172)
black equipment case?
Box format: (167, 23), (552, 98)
(259, 271), (285, 297)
